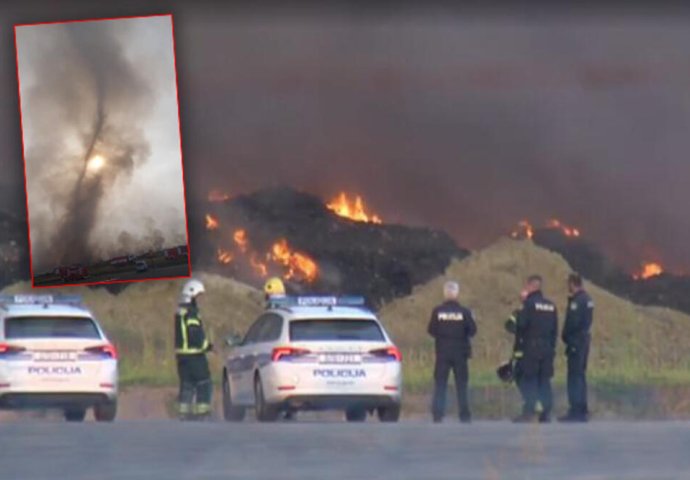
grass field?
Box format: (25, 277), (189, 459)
(4, 238), (690, 417)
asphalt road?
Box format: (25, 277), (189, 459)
(1, 420), (689, 479)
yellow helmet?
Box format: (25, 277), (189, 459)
(264, 277), (285, 296)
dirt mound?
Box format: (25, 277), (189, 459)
(190, 187), (467, 306)
(379, 238), (690, 378)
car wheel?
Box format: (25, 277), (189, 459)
(94, 401), (117, 422)
(345, 407), (367, 422)
(377, 404), (401, 423)
(223, 371), (246, 422)
(64, 408), (87, 422)
(254, 375), (279, 422)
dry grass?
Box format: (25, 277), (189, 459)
(4, 238), (690, 397)
(379, 238), (690, 390)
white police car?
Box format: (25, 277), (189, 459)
(0, 295), (118, 422)
(222, 296), (402, 422)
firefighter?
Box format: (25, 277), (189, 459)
(175, 279), (213, 421)
(512, 275), (558, 423)
(428, 280), (477, 423)
(559, 273), (594, 422)
(264, 276), (286, 308)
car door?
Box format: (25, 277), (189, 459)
(229, 317), (265, 404)
(253, 314), (284, 372)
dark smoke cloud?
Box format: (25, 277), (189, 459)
(4, 6), (690, 275)
(174, 12), (690, 273)
(15, 17), (183, 273)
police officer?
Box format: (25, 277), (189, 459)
(175, 279), (213, 421)
(427, 280), (477, 423)
(513, 275), (558, 423)
(503, 289), (530, 405)
(559, 273), (594, 422)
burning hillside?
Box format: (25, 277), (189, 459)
(326, 192), (382, 224)
(511, 219), (690, 315)
(189, 187), (466, 305)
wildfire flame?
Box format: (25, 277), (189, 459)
(208, 189), (231, 202)
(270, 239), (319, 282)
(633, 262), (664, 280)
(217, 248), (233, 264)
(207, 215), (318, 282)
(233, 229), (248, 253)
(511, 220), (534, 240)
(250, 253), (268, 277)
(205, 214), (219, 231)
(547, 219), (581, 237)
(326, 192), (382, 224)
(511, 218), (581, 239)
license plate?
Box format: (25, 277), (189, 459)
(34, 351), (76, 362)
(319, 353), (361, 364)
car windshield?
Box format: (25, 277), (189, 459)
(289, 319), (385, 342)
(5, 316), (101, 339)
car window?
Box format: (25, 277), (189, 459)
(289, 319), (384, 342)
(242, 317), (266, 346)
(256, 314), (283, 343)
(5, 316), (101, 339)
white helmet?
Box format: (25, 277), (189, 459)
(180, 279), (205, 304)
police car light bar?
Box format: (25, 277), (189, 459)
(0, 294), (83, 306)
(270, 295), (366, 308)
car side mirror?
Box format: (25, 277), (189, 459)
(225, 333), (243, 348)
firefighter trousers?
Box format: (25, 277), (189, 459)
(176, 354), (212, 417)
(515, 354), (554, 417)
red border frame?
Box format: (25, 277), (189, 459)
(14, 13), (193, 289)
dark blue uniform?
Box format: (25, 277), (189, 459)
(427, 300), (477, 422)
(562, 290), (594, 419)
(515, 291), (558, 419)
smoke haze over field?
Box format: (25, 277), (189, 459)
(3, 5), (690, 274)
(177, 12), (690, 273)
(15, 15), (187, 273)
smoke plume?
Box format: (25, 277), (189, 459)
(16, 18), (183, 273)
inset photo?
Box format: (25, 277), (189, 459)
(15, 14), (190, 287)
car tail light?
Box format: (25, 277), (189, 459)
(0, 343), (26, 357)
(85, 344), (118, 359)
(272, 347), (310, 362)
(369, 346), (402, 362)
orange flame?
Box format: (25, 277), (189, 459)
(208, 189), (231, 202)
(205, 214), (219, 231)
(209, 221), (319, 282)
(633, 262), (663, 280)
(547, 218), (581, 237)
(326, 192), (382, 224)
(233, 229), (248, 253)
(511, 218), (581, 239)
(217, 248), (233, 264)
(269, 239), (319, 282)
(511, 220), (534, 239)
(250, 253), (268, 277)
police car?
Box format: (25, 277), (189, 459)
(0, 295), (118, 422)
(222, 296), (402, 422)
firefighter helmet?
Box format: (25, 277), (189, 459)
(180, 279), (205, 304)
(264, 277), (285, 296)
(496, 361), (514, 383)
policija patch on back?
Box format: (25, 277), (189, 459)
(535, 302), (555, 312)
(438, 312), (464, 321)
